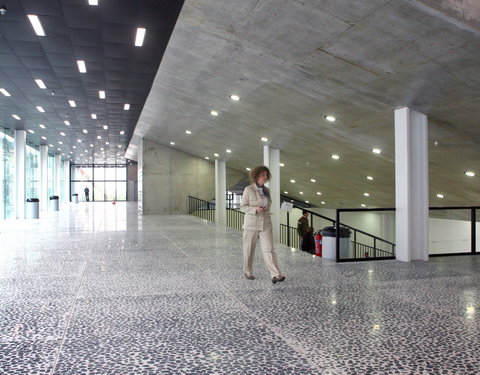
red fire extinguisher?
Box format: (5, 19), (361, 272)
(315, 232), (322, 257)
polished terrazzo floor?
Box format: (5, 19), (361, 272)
(1, 202), (480, 375)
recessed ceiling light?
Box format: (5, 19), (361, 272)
(68, 100), (76, 107)
(325, 115), (336, 122)
(230, 94), (240, 101)
(214, 153), (219, 157)
(364, 193), (370, 197)
(64, 120), (70, 126)
(103, 125), (108, 130)
(77, 139), (82, 143)
(105, 142), (109, 145)
(437, 193), (444, 198)
(41, 136), (47, 140)
(120, 131), (125, 135)
(28, 129), (34, 134)
(12, 114), (20, 120)
(226, 149), (232, 153)
(88, 0), (98, 5)
(90, 144), (94, 147)
(465, 171), (475, 177)
(261, 137), (268, 142)
(118, 145), (121, 148)
(185, 130), (192, 134)
(205, 156), (210, 160)
(35, 79), (47, 89)
(316, 192), (321, 195)
(284, 191), (288, 194)
(97, 135), (101, 139)
(310, 179), (316, 182)
(60, 132), (65, 136)
(367, 176), (374, 180)
(299, 192), (304, 195)
(77, 60), (87, 73)
(58, 141), (63, 145)
(321, 201), (325, 205)
(73, 146), (76, 149)
(210, 110), (219, 116)
(91, 114), (97, 119)
(124, 104), (130, 110)
(246, 167), (251, 171)
(290, 179), (295, 183)
(135, 27), (146, 47)
(361, 204), (366, 207)
(36, 106), (45, 112)
(27, 15), (45, 36)
(331, 154), (339, 160)
(372, 148), (382, 154)
(170, 141), (175, 145)
(99, 91), (105, 99)
(0, 88), (11, 96)
(39, 124), (46, 129)
(82, 129), (88, 134)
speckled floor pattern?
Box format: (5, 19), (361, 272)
(1, 202), (480, 374)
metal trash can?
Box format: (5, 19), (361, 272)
(320, 226), (352, 260)
(26, 198), (40, 219)
(49, 195), (59, 211)
(72, 193), (79, 204)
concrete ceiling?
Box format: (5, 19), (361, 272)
(127, 0), (480, 209)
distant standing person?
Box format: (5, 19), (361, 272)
(84, 186), (90, 201)
(297, 210), (310, 250)
(240, 165), (285, 284)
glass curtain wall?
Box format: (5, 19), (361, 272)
(0, 129), (15, 220)
(25, 143), (40, 200)
(71, 164), (127, 201)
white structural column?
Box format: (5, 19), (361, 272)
(215, 159), (226, 225)
(14, 130), (26, 219)
(395, 107), (429, 262)
(263, 145), (280, 243)
(40, 145), (48, 211)
(55, 154), (61, 197)
(64, 160), (70, 203)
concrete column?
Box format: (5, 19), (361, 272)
(137, 138), (144, 213)
(64, 159), (70, 203)
(395, 107), (429, 262)
(55, 154), (61, 197)
(264, 145), (280, 243)
(215, 159), (226, 225)
(40, 145), (48, 211)
(14, 130), (26, 219)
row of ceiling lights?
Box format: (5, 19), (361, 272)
(0, 4), (147, 163)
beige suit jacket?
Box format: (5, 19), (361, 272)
(240, 183), (272, 231)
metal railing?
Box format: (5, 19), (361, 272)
(188, 196), (215, 222)
(227, 208), (244, 231)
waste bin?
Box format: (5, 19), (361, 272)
(72, 193), (79, 204)
(26, 198), (40, 219)
(320, 226), (352, 260)
(49, 195), (59, 211)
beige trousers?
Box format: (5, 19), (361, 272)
(243, 229), (282, 278)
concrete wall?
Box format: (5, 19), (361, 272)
(141, 138), (246, 215)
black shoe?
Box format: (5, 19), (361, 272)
(245, 274), (255, 280)
(272, 276), (286, 284)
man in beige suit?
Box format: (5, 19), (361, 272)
(240, 165), (285, 284)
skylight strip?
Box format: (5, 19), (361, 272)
(135, 28), (146, 47)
